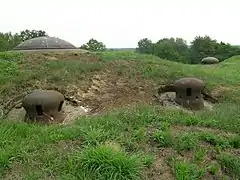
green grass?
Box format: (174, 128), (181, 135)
(0, 51), (240, 179)
(169, 158), (206, 180)
(217, 154), (240, 179)
(66, 145), (144, 180)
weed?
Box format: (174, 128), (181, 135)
(81, 126), (110, 146)
(174, 132), (199, 152)
(207, 162), (221, 175)
(229, 135), (240, 148)
(0, 51), (23, 61)
(193, 149), (207, 163)
(217, 153), (240, 179)
(132, 127), (147, 142)
(0, 61), (19, 84)
(152, 130), (173, 147)
(169, 158), (206, 180)
(142, 153), (155, 167)
(198, 132), (230, 149)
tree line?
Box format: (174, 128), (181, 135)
(136, 36), (240, 64)
(0, 29), (48, 52)
(0, 29), (239, 64)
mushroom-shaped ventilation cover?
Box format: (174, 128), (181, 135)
(22, 90), (65, 124)
(173, 77), (205, 110)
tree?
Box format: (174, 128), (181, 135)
(136, 38), (153, 54)
(215, 41), (240, 61)
(189, 36), (240, 63)
(0, 32), (21, 52)
(19, 29), (48, 41)
(136, 36), (240, 64)
(189, 36), (219, 63)
(80, 38), (106, 52)
(0, 29), (48, 52)
(153, 37), (190, 63)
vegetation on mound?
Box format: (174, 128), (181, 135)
(0, 51), (239, 179)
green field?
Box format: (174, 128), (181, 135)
(0, 51), (239, 180)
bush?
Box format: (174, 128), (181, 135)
(80, 38), (107, 52)
(135, 38), (154, 54)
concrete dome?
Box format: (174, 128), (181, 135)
(201, 57), (219, 64)
(13, 36), (77, 50)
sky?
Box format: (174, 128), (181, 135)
(1, 0), (239, 48)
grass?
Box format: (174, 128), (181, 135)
(169, 158), (206, 180)
(217, 153), (240, 179)
(0, 50), (240, 179)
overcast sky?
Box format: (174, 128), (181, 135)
(1, 0), (239, 48)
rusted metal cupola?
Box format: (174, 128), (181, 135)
(173, 77), (205, 110)
(22, 90), (66, 124)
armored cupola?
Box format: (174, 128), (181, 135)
(173, 77), (205, 110)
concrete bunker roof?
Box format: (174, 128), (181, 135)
(201, 57), (219, 63)
(13, 36), (77, 50)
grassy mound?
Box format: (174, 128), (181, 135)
(0, 51), (239, 179)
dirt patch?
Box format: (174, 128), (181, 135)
(145, 148), (176, 180)
(146, 145), (232, 180)
(3, 161), (24, 180)
(43, 52), (102, 62)
(6, 107), (25, 122)
(10, 49), (89, 53)
(61, 101), (90, 124)
(227, 148), (240, 156)
(147, 124), (236, 179)
(20, 51), (101, 64)
(170, 124), (237, 138)
(211, 85), (240, 100)
(212, 85), (233, 96)
(61, 72), (155, 114)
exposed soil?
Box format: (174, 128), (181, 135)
(170, 125), (237, 138)
(42, 51), (101, 62)
(145, 148), (176, 180)
(19, 51), (99, 64)
(61, 101), (90, 124)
